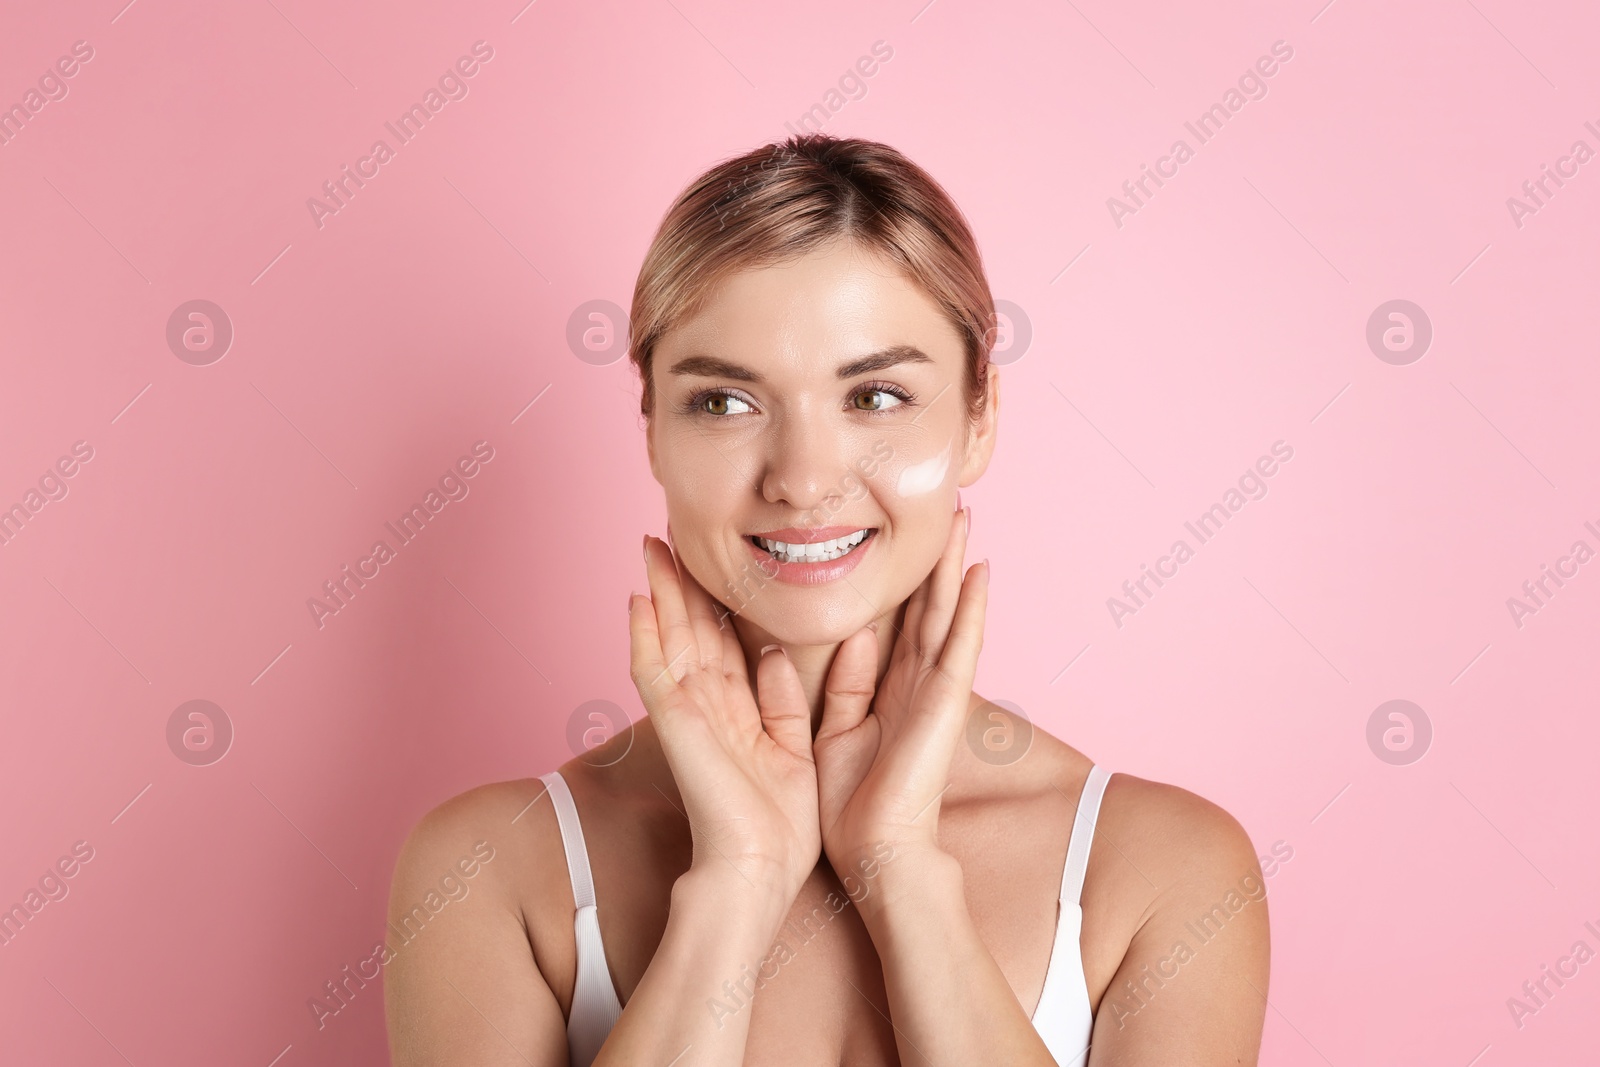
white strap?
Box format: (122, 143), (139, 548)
(539, 770), (597, 910)
(1058, 765), (1111, 905)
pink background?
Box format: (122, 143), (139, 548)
(2, 0), (1597, 1064)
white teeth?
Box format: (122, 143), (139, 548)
(754, 529), (870, 563)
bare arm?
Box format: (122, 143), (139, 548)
(590, 868), (792, 1066)
(1082, 792), (1270, 1066)
(383, 788), (569, 1067)
(852, 785), (1270, 1067)
(855, 844), (1060, 1066)
(383, 785), (800, 1067)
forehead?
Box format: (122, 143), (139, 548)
(659, 239), (964, 370)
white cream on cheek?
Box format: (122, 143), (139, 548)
(895, 439), (952, 497)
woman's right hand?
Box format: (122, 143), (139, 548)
(628, 534), (819, 906)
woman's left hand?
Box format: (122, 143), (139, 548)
(811, 503), (988, 876)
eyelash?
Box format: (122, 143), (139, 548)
(680, 381), (917, 418)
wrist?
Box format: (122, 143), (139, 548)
(673, 865), (795, 933)
(847, 843), (962, 928)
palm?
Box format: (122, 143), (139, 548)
(631, 536), (822, 898)
(814, 624), (967, 863)
(652, 673), (820, 885)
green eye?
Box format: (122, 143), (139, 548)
(854, 386), (911, 412)
(686, 390), (754, 416)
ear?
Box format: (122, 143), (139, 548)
(957, 361), (1000, 487)
(644, 414), (662, 485)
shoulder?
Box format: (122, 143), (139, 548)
(394, 777), (553, 875)
(1084, 770), (1272, 1057)
(385, 777), (576, 1063)
(1094, 770), (1266, 913)
(1100, 771), (1259, 871)
(1007, 734), (1259, 879)
(388, 775), (565, 933)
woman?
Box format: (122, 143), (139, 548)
(384, 134), (1270, 1066)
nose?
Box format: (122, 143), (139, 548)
(759, 415), (849, 513)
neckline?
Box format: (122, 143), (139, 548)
(593, 898), (1082, 1024)
(548, 766), (1103, 1028)
(1027, 897), (1079, 1022)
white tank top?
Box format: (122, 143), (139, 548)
(538, 764), (1112, 1066)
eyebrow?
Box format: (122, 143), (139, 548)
(666, 344), (936, 383)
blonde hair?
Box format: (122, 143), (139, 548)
(627, 134), (996, 424)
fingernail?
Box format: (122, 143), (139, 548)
(964, 505), (972, 536)
(626, 591), (634, 613)
(866, 620), (880, 634)
(982, 557), (991, 577)
(759, 643), (785, 658)
(956, 489), (963, 511)
(642, 534), (650, 562)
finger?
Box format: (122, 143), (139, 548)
(754, 646), (813, 763)
(892, 563), (987, 792)
(935, 560), (989, 693)
(676, 550), (727, 673)
(644, 535), (697, 682)
(627, 592), (679, 704)
(719, 604), (748, 682)
(816, 626), (879, 744)
(895, 566), (933, 668)
(919, 506), (970, 664)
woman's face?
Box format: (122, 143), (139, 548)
(646, 238), (999, 645)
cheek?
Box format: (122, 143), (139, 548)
(658, 430), (756, 510)
(891, 438), (953, 497)
(860, 436), (957, 571)
(655, 436), (759, 586)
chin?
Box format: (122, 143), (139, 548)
(752, 617), (872, 648)
(732, 592), (881, 647)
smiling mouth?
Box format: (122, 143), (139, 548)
(748, 528), (876, 565)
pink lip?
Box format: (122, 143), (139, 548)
(744, 528), (877, 585)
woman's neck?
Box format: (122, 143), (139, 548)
(729, 600), (905, 736)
